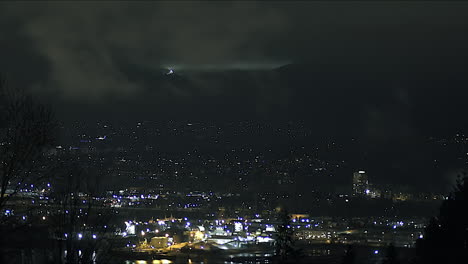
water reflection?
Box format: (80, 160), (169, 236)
(228, 253), (272, 258)
(125, 245), (340, 264)
(310, 248), (331, 256)
(129, 260), (173, 264)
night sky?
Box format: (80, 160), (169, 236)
(2, 1), (468, 191)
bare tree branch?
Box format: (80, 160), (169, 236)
(0, 74), (57, 217)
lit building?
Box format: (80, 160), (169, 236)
(125, 221), (136, 235)
(353, 171), (369, 196)
(150, 236), (169, 248)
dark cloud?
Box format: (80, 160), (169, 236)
(1, 1), (468, 123)
(1, 2), (468, 98)
(1, 2), (292, 100)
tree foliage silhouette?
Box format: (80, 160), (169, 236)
(341, 244), (355, 264)
(416, 174), (468, 263)
(274, 208), (294, 260)
(383, 243), (400, 264)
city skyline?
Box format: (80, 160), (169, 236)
(1, 1), (468, 264)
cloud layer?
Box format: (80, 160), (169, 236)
(2, 2), (468, 101)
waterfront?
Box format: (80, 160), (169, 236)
(119, 244), (417, 264)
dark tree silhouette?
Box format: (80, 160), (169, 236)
(0, 75), (57, 263)
(0, 75), (56, 214)
(47, 158), (114, 264)
(341, 244), (355, 264)
(383, 243), (400, 264)
(274, 208), (295, 263)
(416, 175), (468, 263)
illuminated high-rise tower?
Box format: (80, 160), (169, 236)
(353, 171), (369, 196)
